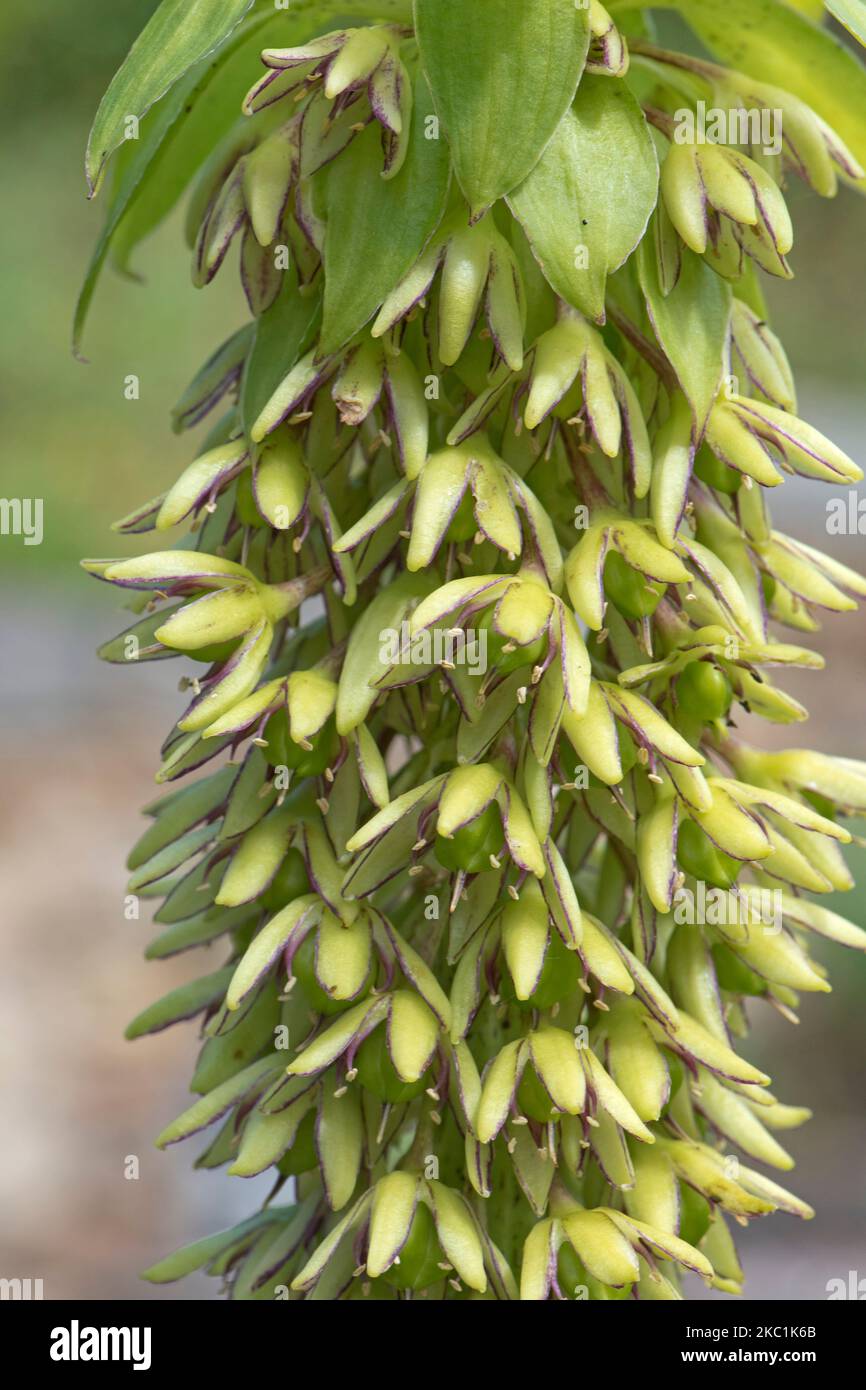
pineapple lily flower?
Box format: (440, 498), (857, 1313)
(660, 138), (794, 279)
(246, 26), (412, 176)
(371, 208), (526, 370)
(79, 0), (866, 1303)
(634, 42), (865, 198)
(524, 312), (652, 497)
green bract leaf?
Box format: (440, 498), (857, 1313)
(109, 11), (296, 277)
(86, 0), (256, 196)
(509, 76), (658, 323)
(637, 233), (731, 431)
(336, 572), (432, 733)
(319, 76), (451, 355)
(241, 272), (322, 438)
(416, 0), (590, 215)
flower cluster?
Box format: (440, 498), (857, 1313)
(82, 0), (866, 1300)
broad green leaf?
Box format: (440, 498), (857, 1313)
(319, 76), (450, 354)
(509, 77), (658, 323)
(668, 0), (866, 192)
(637, 234), (730, 432)
(86, 0), (256, 195)
(79, 4), (413, 349)
(416, 0), (590, 215)
(240, 271), (322, 437)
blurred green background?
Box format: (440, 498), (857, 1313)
(0, 0), (245, 584)
(0, 1), (864, 1300)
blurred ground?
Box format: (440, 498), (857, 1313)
(0, 2), (865, 1301)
